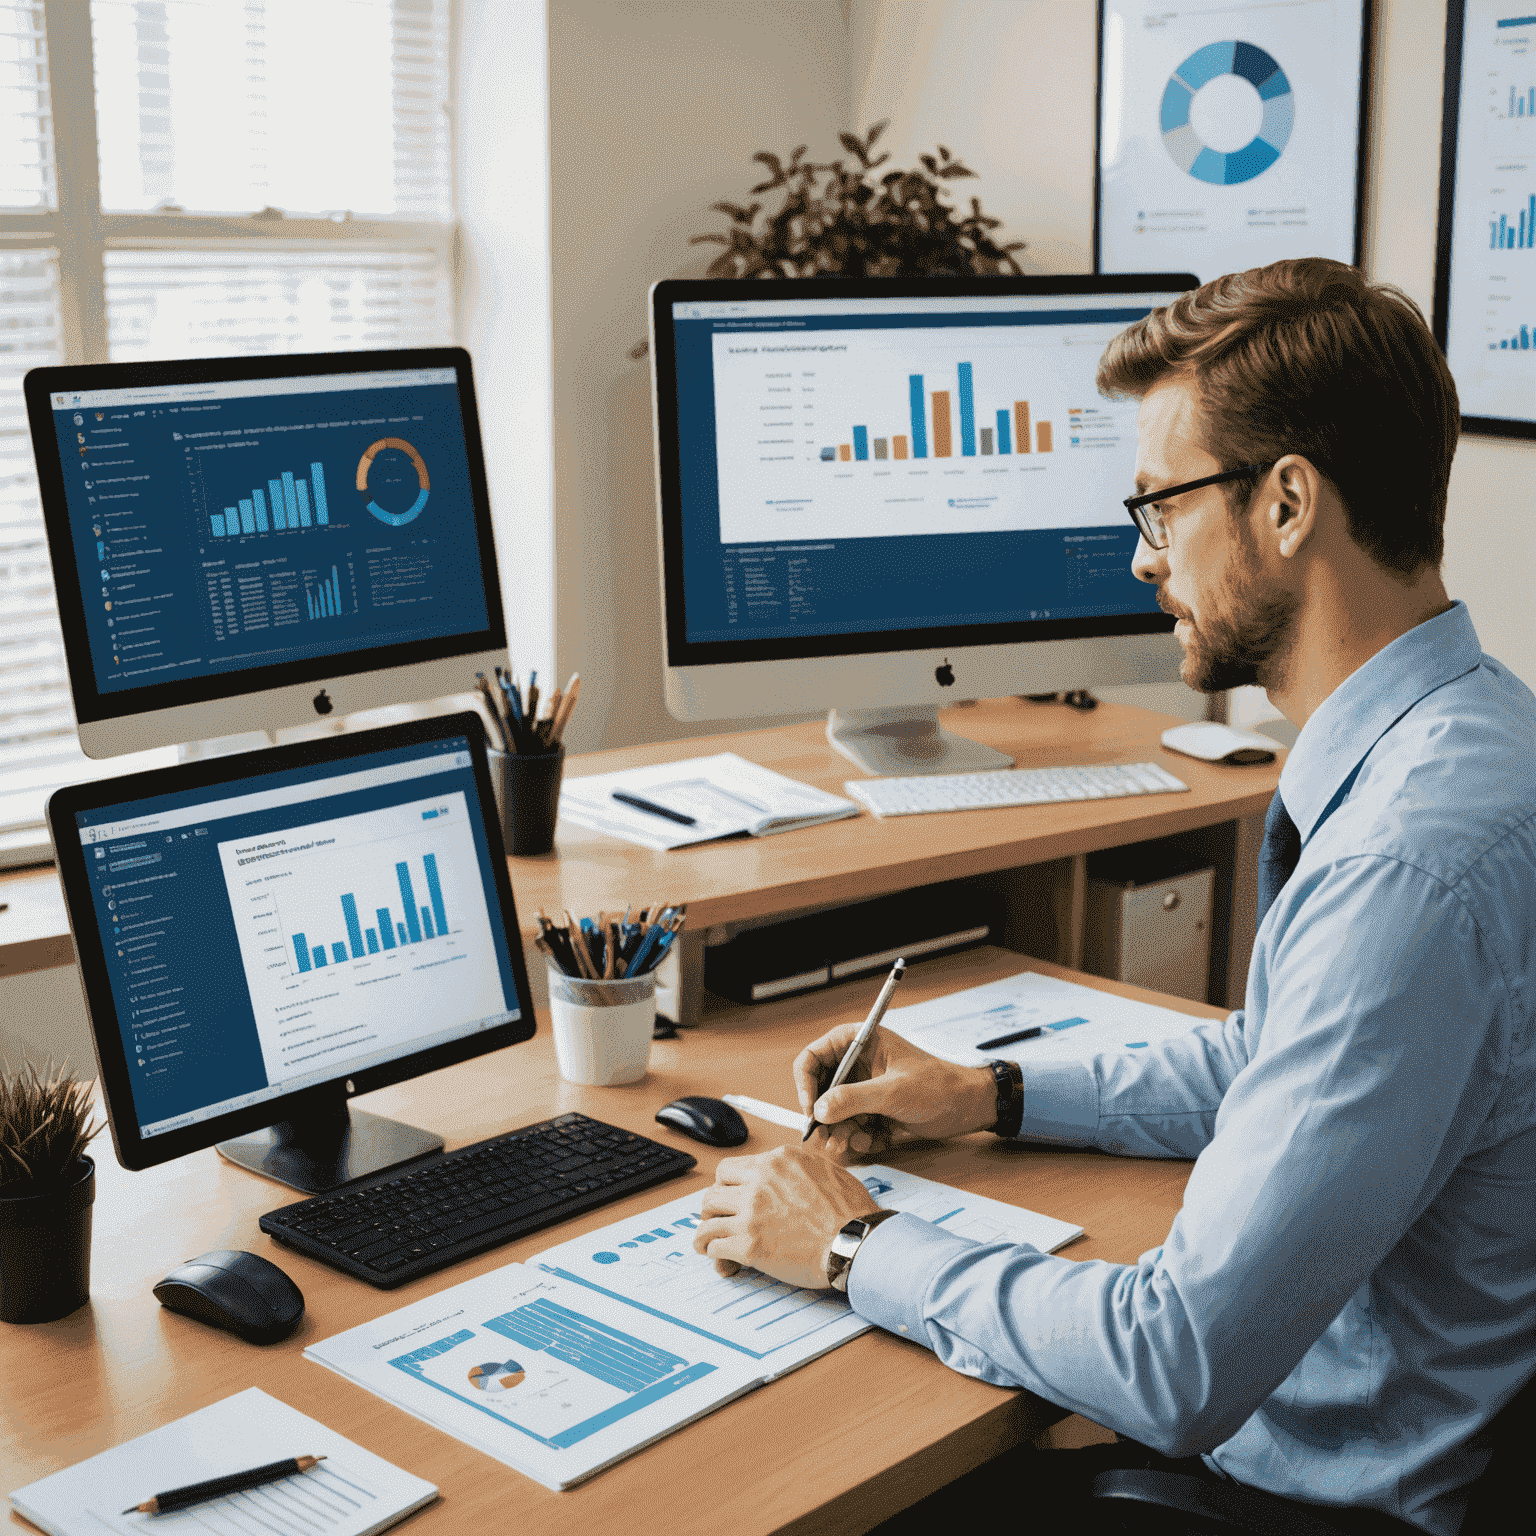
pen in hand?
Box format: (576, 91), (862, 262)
(123, 1455), (327, 1515)
(803, 958), (905, 1143)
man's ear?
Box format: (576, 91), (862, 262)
(1262, 455), (1324, 561)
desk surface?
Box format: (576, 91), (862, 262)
(2, 947), (1218, 1536)
(0, 698), (1280, 979)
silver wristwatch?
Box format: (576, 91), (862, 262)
(826, 1209), (902, 1292)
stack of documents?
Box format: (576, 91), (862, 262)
(304, 1166), (1080, 1490)
(558, 752), (859, 851)
(9, 1388), (436, 1536)
(883, 968), (1210, 1065)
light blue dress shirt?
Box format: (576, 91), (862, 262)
(848, 603), (1536, 1535)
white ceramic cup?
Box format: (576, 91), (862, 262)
(547, 965), (656, 1086)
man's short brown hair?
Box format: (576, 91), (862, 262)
(1096, 258), (1459, 576)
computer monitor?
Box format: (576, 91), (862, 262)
(24, 347), (507, 758)
(47, 712), (535, 1194)
(649, 275), (1199, 776)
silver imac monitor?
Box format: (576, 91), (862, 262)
(648, 276), (1198, 776)
(24, 347), (507, 758)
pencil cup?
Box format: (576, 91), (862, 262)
(547, 966), (656, 1087)
(488, 745), (564, 856)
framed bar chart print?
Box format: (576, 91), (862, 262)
(1433, 1), (1536, 436)
(1095, 0), (1371, 283)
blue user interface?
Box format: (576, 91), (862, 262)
(668, 293), (1173, 644)
(74, 735), (519, 1140)
(50, 366), (491, 694)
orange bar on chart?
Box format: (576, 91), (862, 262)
(1036, 421), (1053, 452)
(1014, 401), (1031, 453)
(932, 391), (952, 456)
(893, 435), (908, 459)
(839, 444), (852, 461)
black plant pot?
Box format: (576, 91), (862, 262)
(0, 1155), (94, 1324)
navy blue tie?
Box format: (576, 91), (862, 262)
(1256, 789), (1302, 928)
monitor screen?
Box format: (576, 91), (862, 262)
(653, 277), (1194, 667)
(25, 348), (507, 755)
(50, 716), (532, 1171)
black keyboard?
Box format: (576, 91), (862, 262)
(259, 1112), (697, 1288)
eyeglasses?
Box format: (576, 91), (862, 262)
(1123, 463), (1271, 550)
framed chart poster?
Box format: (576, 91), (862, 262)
(1096, 0), (1371, 283)
(1433, 1), (1536, 437)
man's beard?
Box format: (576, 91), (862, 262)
(1158, 551), (1298, 694)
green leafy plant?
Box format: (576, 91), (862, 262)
(631, 122), (1024, 357)
(0, 1059), (102, 1193)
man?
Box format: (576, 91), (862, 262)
(692, 259), (1536, 1535)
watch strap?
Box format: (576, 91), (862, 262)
(988, 1057), (1024, 1138)
(826, 1207), (902, 1292)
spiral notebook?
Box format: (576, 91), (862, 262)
(8, 1388), (436, 1536)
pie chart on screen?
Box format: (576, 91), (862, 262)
(468, 1360), (526, 1392)
(1160, 40), (1294, 186)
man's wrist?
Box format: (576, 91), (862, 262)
(987, 1058), (1024, 1138)
(826, 1208), (902, 1291)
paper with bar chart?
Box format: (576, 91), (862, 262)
(216, 791), (506, 1086)
(305, 1262), (761, 1490)
(1098, 0), (1365, 281)
(1439, 3), (1536, 425)
(710, 324), (1139, 544)
(532, 1166), (1081, 1380)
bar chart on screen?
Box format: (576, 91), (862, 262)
(199, 459), (334, 538)
(216, 791), (506, 1080)
(709, 321), (1139, 544)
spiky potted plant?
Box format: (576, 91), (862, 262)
(0, 1060), (102, 1323)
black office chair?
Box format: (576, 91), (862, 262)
(1089, 1366), (1536, 1536)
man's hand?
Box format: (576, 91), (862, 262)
(693, 1145), (880, 1285)
(795, 1022), (999, 1160)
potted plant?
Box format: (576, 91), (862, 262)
(0, 1059), (102, 1323)
(632, 122), (1024, 356)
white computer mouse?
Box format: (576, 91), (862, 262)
(1161, 722), (1279, 765)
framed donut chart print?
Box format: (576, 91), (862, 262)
(1096, 1), (1371, 283)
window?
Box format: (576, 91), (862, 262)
(0, 0), (456, 860)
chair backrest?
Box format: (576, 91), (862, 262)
(1458, 1362), (1536, 1533)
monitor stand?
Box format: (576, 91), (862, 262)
(826, 706), (1015, 777)
(216, 1088), (444, 1195)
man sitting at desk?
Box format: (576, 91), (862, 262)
(692, 258), (1536, 1536)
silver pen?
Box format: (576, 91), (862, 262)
(802, 958), (905, 1143)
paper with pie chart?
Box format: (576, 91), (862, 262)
(1098, 0), (1368, 281)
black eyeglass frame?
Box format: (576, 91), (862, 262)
(1123, 463), (1272, 549)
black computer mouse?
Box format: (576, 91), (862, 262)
(153, 1249), (305, 1344)
(655, 1095), (749, 1148)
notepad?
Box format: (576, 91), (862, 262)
(8, 1387), (437, 1536)
(558, 752), (859, 850)
(304, 1166), (1081, 1490)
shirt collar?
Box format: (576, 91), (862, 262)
(1277, 600), (1482, 842)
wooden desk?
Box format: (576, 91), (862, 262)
(3, 947), (1216, 1536)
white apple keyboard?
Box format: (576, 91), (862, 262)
(845, 762), (1190, 818)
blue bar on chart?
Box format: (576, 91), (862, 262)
(252, 488), (269, 532)
(996, 408), (1012, 454)
(377, 907), (396, 950)
(296, 479), (313, 526)
(852, 425), (869, 461)
(331, 942), (347, 965)
(305, 566), (342, 620)
(366, 929), (379, 954)
(311, 462), (329, 524)
(210, 513), (225, 537)
(293, 933), (311, 972)
(909, 375), (928, 458)
(1496, 324), (1533, 348)
(398, 862), (422, 943)
(341, 893), (366, 959)
(421, 907), (436, 940)
(313, 947), (328, 969)
(423, 853), (448, 936)
(957, 362), (976, 456)
(397, 921), (409, 946)
(269, 478), (286, 530)
(238, 498), (255, 535)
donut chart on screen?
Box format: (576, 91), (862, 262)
(1160, 40), (1294, 186)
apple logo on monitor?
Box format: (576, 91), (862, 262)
(935, 660), (955, 687)
(313, 688), (334, 716)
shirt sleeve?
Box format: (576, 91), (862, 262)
(848, 857), (1508, 1457)
(1017, 1008), (1251, 1158)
